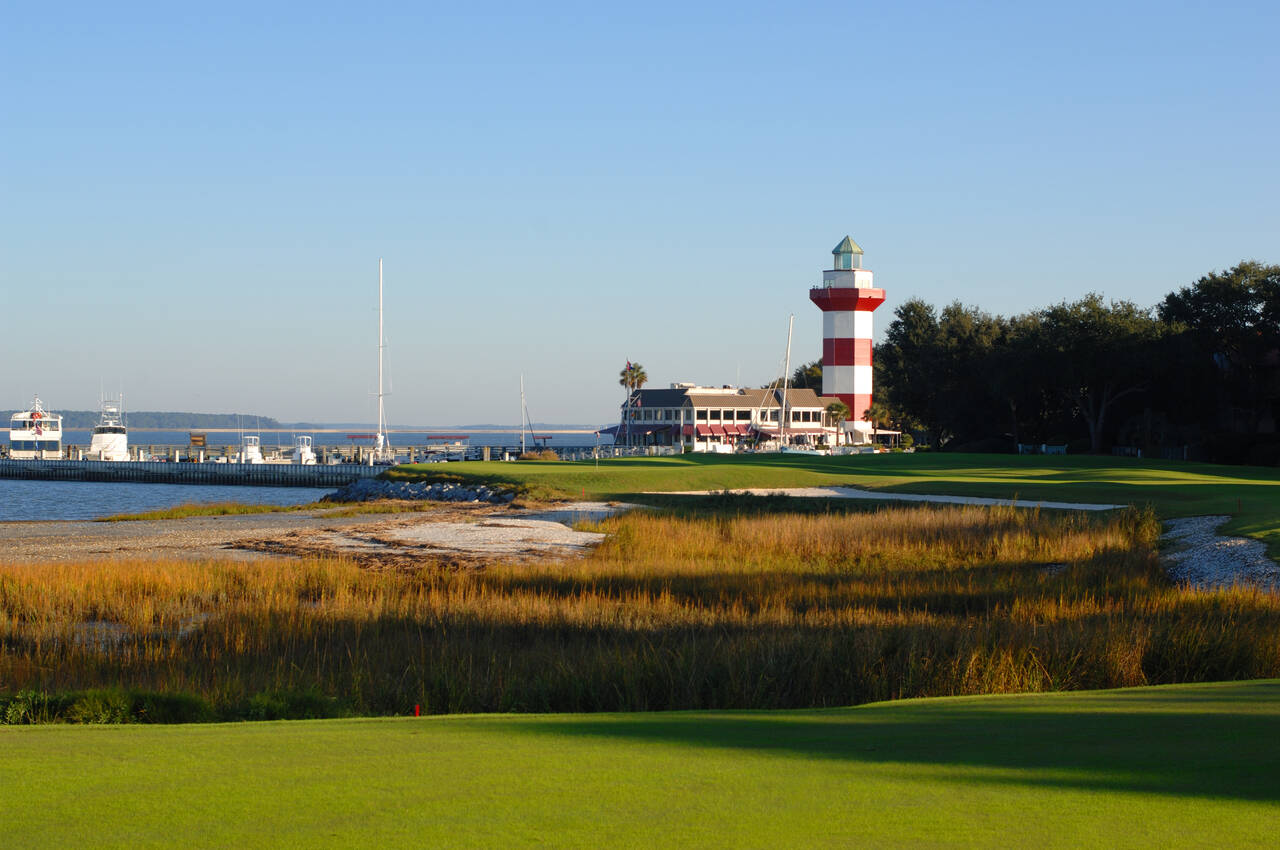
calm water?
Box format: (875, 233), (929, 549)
(54, 429), (608, 449)
(0, 480), (331, 522)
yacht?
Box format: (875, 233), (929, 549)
(87, 397), (129, 461)
(240, 435), (265, 464)
(8, 396), (64, 459)
(273, 435), (317, 465)
(293, 435), (317, 465)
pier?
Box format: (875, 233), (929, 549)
(0, 459), (384, 488)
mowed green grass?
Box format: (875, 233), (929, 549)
(389, 452), (1280, 554)
(4, 681), (1278, 847)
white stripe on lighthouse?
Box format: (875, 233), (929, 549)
(853, 365), (873, 394)
(853, 311), (873, 339)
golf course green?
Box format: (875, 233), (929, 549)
(390, 452), (1280, 554)
(4, 681), (1277, 847)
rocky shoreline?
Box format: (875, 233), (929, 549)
(1162, 515), (1280, 592)
(322, 478), (515, 505)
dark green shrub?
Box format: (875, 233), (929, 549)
(133, 691), (216, 724)
(243, 689), (343, 721)
(68, 690), (133, 724)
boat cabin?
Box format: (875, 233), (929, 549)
(8, 396), (63, 460)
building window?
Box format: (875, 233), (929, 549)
(696, 409), (707, 421)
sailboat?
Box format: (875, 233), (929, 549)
(370, 258), (396, 465)
(769, 315), (823, 455)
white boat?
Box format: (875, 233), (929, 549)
(292, 435), (317, 465)
(8, 396), (63, 459)
(87, 396), (129, 461)
(240, 435), (265, 464)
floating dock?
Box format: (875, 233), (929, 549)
(0, 459), (384, 488)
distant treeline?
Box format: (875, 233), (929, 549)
(868, 261), (1280, 465)
(785, 261), (1280, 465)
(2, 411), (282, 430)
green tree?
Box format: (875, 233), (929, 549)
(877, 299), (946, 445)
(1159, 261), (1280, 435)
(1038, 294), (1164, 453)
(790, 361), (823, 391)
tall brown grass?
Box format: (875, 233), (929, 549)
(3, 503), (1279, 720)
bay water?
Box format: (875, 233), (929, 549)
(0, 480), (331, 522)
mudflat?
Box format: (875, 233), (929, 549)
(0, 502), (624, 567)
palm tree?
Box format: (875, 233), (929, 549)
(618, 362), (648, 392)
(864, 402), (891, 446)
(618, 362), (648, 446)
(825, 401), (851, 445)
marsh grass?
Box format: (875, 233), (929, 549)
(99, 502), (324, 522)
(100, 500), (439, 522)
(4, 503), (1280, 721)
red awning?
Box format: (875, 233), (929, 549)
(709, 424), (726, 436)
(682, 425), (695, 437)
(695, 424), (713, 437)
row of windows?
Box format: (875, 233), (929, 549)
(10, 441), (62, 451)
(11, 421), (61, 432)
(630, 407), (826, 423)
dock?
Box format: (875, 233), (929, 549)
(0, 459), (384, 488)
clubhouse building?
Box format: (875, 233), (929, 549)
(607, 384), (839, 451)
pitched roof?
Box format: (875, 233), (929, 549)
(832, 235), (863, 255)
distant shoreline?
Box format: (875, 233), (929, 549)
(127, 427), (602, 435)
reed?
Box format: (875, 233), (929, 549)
(99, 502), (322, 521)
(99, 500), (437, 522)
(4, 503), (1278, 721)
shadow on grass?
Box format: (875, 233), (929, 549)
(503, 681), (1280, 802)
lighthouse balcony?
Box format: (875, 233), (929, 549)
(808, 286), (886, 312)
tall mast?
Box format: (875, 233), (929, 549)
(780, 313), (794, 447)
(520, 373), (526, 455)
(377, 258), (386, 453)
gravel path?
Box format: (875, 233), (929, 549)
(657, 486), (1125, 511)
(1161, 516), (1280, 592)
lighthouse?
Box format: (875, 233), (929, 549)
(808, 236), (886, 438)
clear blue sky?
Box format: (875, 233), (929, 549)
(4, 1), (1277, 425)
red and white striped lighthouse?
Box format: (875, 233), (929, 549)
(808, 236), (886, 431)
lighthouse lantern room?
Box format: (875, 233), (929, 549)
(808, 236), (886, 441)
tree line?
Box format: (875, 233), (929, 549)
(792, 261), (1280, 464)
(1, 411), (285, 430)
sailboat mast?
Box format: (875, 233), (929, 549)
(780, 314), (794, 447)
(520, 374), (526, 455)
(377, 258), (384, 442)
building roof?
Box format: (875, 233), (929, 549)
(622, 388), (689, 408)
(832, 235), (863, 255)
(626, 386), (826, 409)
